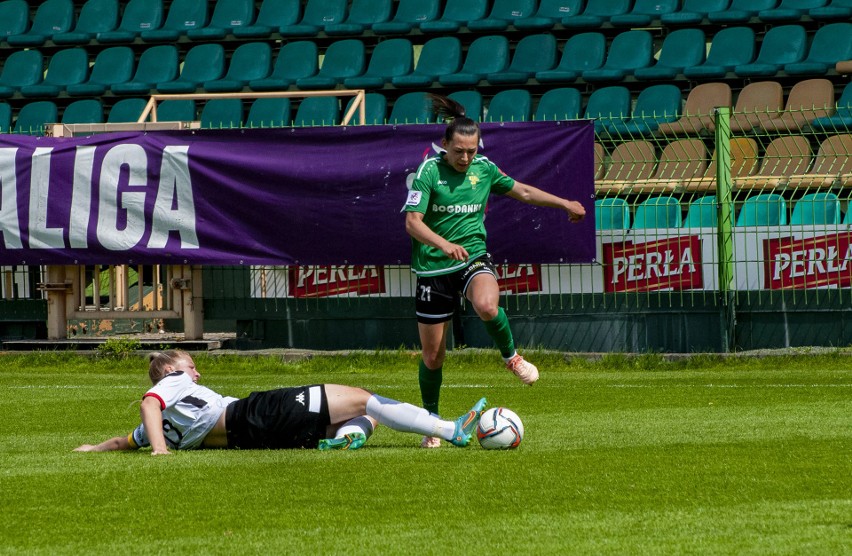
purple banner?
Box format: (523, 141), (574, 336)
(0, 122), (594, 265)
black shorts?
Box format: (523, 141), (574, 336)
(225, 385), (330, 449)
(415, 253), (498, 324)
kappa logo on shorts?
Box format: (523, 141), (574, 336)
(295, 391), (306, 406)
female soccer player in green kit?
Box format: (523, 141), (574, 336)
(404, 94), (586, 448)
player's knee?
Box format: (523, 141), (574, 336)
(422, 351), (445, 369)
(474, 301), (499, 321)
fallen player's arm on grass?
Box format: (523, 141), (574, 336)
(140, 395), (172, 456)
(74, 435), (134, 452)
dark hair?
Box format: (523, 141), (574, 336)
(429, 94), (480, 142)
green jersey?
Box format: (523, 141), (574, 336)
(404, 153), (515, 276)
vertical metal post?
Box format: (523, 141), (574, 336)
(714, 107), (736, 352)
(182, 265), (204, 340)
(44, 265), (67, 339)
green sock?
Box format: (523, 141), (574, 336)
(418, 360), (442, 416)
(482, 307), (515, 359)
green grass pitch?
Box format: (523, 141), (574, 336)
(0, 350), (849, 554)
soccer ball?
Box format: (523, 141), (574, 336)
(476, 407), (524, 449)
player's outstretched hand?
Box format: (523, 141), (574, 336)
(565, 201), (586, 222)
(73, 444), (97, 452)
(151, 448), (172, 456)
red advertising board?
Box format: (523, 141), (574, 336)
(603, 235), (704, 293)
(763, 233), (852, 289)
(288, 265), (386, 298)
(496, 264), (542, 294)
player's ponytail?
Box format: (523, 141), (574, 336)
(428, 93), (480, 142)
(147, 350), (186, 384)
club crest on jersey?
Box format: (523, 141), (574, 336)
(468, 175), (479, 188)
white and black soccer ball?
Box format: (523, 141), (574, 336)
(477, 407), (524, 450)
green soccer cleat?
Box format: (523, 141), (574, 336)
(450, 397), (487, 447)
(318, 432), (367, 451)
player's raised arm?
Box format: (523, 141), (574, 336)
(505, 181), (586, 222)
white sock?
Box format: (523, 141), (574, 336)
(334, 416), (375, 439)
(366, 395), (455, 440)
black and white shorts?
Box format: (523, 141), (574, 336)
(415, 253), (498, 324)
(225, 384), (330, 449)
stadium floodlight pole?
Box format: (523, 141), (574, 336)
(138, 90), (368, 125)
(714, 106), (736, 353)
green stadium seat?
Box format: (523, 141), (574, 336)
(200, 99), (244, 129)
(419, 0), (488, 34)
(634, 28), (705, 81)
(371, 0), (438, 35)
(391, 36), (461, 88)
(661, 0), (731, 25)
(53, 0), (119, 45)
(791, 192), (841, 225)
(535, 32), (605, 83)
(632, 196), (682, 229)
(97, 0), (163, 43)
(20, 48), (88, 98)
(811, 82), (852, 132)
(204, 42), (272, 93)
(0, 50), (44, 98)
(595, 198), (630, 230)
(249, 40), (318, 91)
(487, 33), (557, 85)
(737, 194), (788, 226)
(157, 43), (225, 94)
(111, 45), (178, 95)
(583, 30), (653, 82)
(14, 101), (58, 135)
(233, 0), (300, 38)
(325, 0), (391, 35)
(246, 97), (291, 128)
(7, 0), (74, 46)
(156, 100), (197, 122)
(759, 0), (827, 22)
(584, 86), (631, 135)
(344, 38), (413, 89)
(534, 87), (582, 121)
(563, 0), (632, 29)
(447, 90), (483, 121)
(708, 0), (778, 23)
(514, 0), (584, 30)
(62, 99), (103, 124)
(810, 0), (852, 20)
(107, 98), (147, 123)
(439, 35), (509, 86)
(735, 25), (807, 78)
(388, 92), (434, 124)
(293, 96), (340, 126)
(141, 0), (207, 41)
(0, 0), (29, 42)
(296, 39), (365, 90)
(280, 0), (347, 36)
(611, 0), (679, 26)
(683, 196), (718, 229)
(344, 92), (387, 125)
(188, 0), (254, 39)
(67, 46), (133, 97)
(683, 27), (755, 80)
(484, 90), (532, 123)
(785, 23), (852, 76)
(0, 102), (12, 132)
(465, 0), (536, 32)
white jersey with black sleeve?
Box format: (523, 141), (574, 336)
(128, 371), (238, 450)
